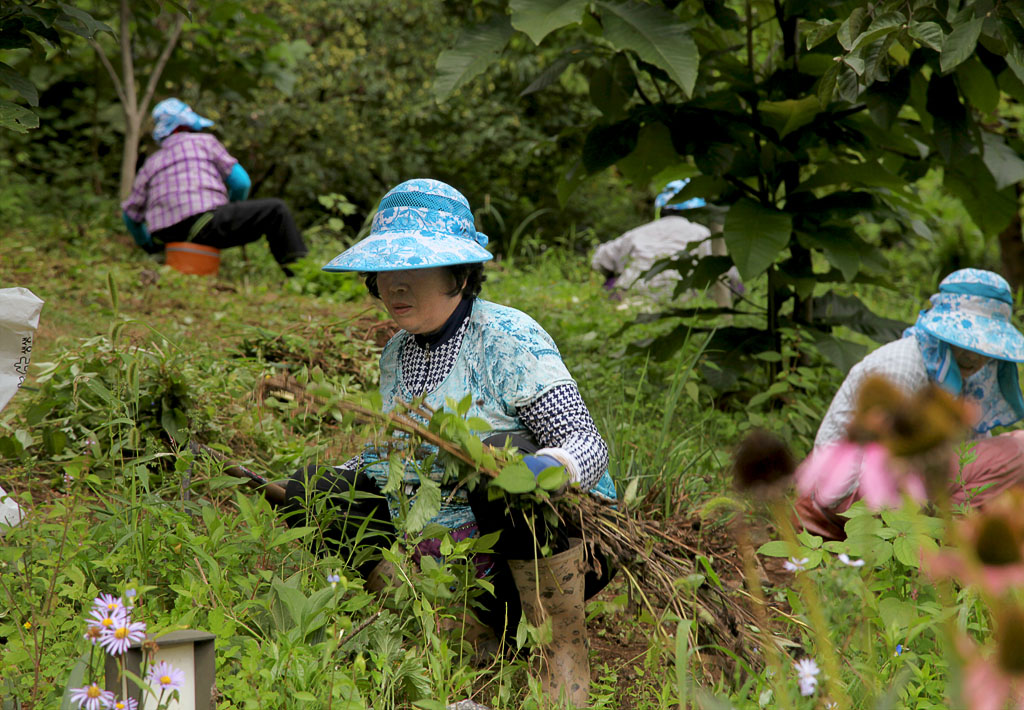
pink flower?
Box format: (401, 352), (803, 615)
(795, 441), (927, 512)
(958, 605), (1024, 710)
(923, 490), (1024, 595)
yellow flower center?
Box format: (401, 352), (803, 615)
(107, 602), (117, 610)
(87, 685), (101, 699)
(114, 627), (128, 639)
(160, 674), (171, 684)
(116, 703), (125, 709)
(102, 618), (114, 627)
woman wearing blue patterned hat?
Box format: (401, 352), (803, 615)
(796, 268), (1024, 540)
(283, 178), (616, 705)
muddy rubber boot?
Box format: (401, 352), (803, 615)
(508, 538), (590, 707)
(442, 609), (501, 666)
(365, 559), (398, 593)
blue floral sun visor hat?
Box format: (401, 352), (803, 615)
(152, 98), (214, 143)
(322, 179), (492, 272)
(915, 268), (1024, 362)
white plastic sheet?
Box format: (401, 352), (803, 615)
(0, 286), (44, 529)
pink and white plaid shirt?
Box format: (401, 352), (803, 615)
(121, 132), (237, 231)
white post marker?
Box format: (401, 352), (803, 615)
(0, 286), (44, 530)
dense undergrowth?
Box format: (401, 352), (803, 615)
(0, 211), (1017, 709)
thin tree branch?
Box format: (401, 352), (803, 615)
(139, 14), (185, 118)
(88, 38), (127, 106)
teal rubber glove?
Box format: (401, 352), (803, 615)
(122, 212), (156, 253)
(226, 163), (251, 202)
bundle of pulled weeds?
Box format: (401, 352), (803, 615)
(251, 374), (770, 662)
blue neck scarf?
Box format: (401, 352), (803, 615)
(905, 325), (1024, 433)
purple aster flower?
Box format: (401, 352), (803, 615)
(99, 618), (147, 656)
(93, 594), (124, 616)
(88, 606), (127, 635)
(69, 683), (115, 710)
(146, 660), (185, 692)
(113, 698), (138, 710)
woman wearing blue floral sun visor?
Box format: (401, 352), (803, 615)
(281, 178), (616, 705)
(797, 268), (1024, 540)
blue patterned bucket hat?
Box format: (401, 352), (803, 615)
(654, 179), (706, 217)
(152, 98), (214, 143)
(322, 179), (492, 272)
(915, 269), (1024, 362)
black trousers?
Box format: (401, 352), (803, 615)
(152, 198), (308, 269)
(282, 442), (616, 639)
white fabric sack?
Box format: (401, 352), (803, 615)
(0, 286), (44, 529)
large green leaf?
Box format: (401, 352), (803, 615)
(955, 56), (999, 114)
(758, 96), (821, 139)
(940, 17), (983, 73)
(811, 331), (868, 374)
(616, 121), (677, 182)
(908, 21), (943, 51)
(795, 229), (861, 282)
(55, 3), (112, 38)
(795, 160), (907, 192)
(556, 158), (588, 206)
(589, 53), (636, 120)
(0, 61), (37, 106)
(803, 18), (840, 49)
(491, 462), (537, 494)
(0, 98), (38, 133)
(837, 7), (867, 50)
(521, 46), (593, 96)
(510, 0), (589, 45)
(849, 12), (904, 51)
(810, 292), (910, 343)
(722, 199), (792, 280)
(944, 155), (1019, 236)
(817, 60), (840, 104)
(981, 130), (1024, 190)
(582, 119), (639, 172)
(596, 1), (698, 96)
(434, 15), (514, 101)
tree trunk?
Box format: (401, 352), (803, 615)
(120, 116), (140, 201)
(91, 1), (185, 201)
(998, 183), (1024, 293)
(117, 0), (138, 202)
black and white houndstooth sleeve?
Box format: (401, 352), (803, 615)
(517, 383), (608, 490)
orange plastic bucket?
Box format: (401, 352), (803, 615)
(165, 242), (220, 275)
